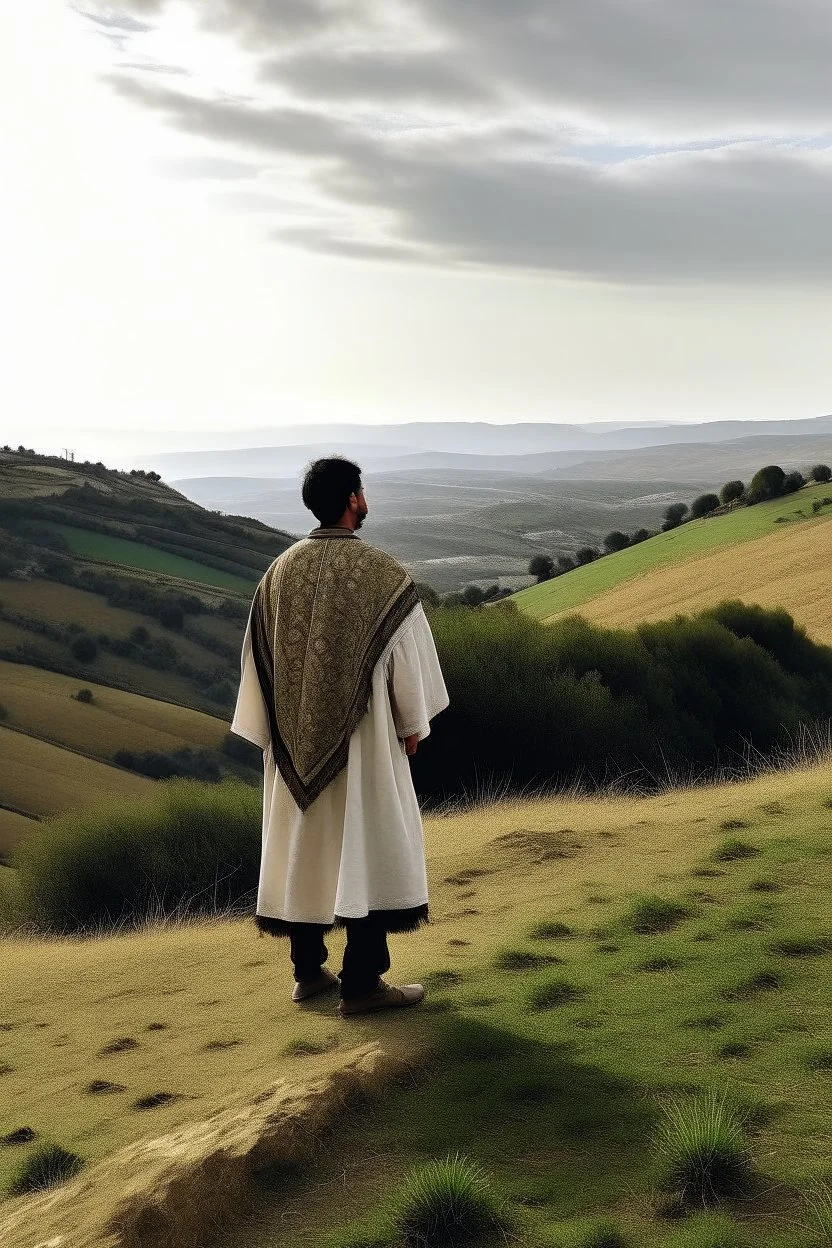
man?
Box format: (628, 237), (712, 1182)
(231, 456), (449, 1017)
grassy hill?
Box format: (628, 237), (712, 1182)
(0, 450), (289, 829)
(1, 763), (830, 1246)
(513, 484), (832, 643)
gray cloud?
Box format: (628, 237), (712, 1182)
(99, 1), (832, 285)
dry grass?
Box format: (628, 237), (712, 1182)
(0, 660), (228, 760)
(0, 726), (152, 819)
(545, 518), (832, 644)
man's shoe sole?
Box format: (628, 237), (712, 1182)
(292, 970), (340, 1003)
(338, 985), (425, 1017)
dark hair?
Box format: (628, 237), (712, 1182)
(301, 457), (362, 526)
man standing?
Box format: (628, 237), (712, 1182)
(231, 457), (449, 1017)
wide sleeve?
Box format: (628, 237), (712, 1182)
(387, 603), (450, 742)
(230, 616), (271, 750)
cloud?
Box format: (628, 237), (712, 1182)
(95, 0), (832, 285)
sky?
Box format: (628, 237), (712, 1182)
(2, 0), (831, 460)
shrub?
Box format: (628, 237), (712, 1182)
(395, 1153), (506, 1246)
(221, 731), (262, 767)
(662, 502), (689, 531)
(746, 464), (785, 504)
(556, 554), (576, 574)
(575, 546), (600, 565)
(690, 494), (720, 519)
(782, 470), (805, 494)
(810, 463), (832, 484)
(529, 554), (555, 582)
(158, 602), (184, 630)
(73, 688), (94, 704)
(9, 780), (261, 933)
(114, 747), (222, 782)
(7, 1142), (83, 1196)
(622, 894), (690, 934)
(655, 1091), (751, 1205)
(720, 479), (745, 505)
(630, 528), (651, 544)
(70, 634), (98, 662)
(603, 531), (630, 554)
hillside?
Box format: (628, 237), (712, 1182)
(0, 451), (289, 827)
(1, 763), (830, 1246)
(513, 483), (832, 642)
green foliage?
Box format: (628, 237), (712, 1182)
(221, 731), (262, 767)
(8, 780), (261, 933)
(746, 464), (785, 505)
(629, 527), (651, 544)
(70, 634), (98, 662)
(783, 470), (805, 494)
(719, 480), (745, 505)
(620, 895), (690, 934)
(530, 554), (556, 582)
(690, 494), (720, 519)
(395, 1153), (506, 1246)
(113, 747), (222, 782)
(575, 546), (600, 565)
(158, 602), (184, 630)
(663, 502), (689, 530)
(810, 463), (832, 484)
(603, 531), (630, 554)
(7, 1142), (83, 1196)
(73, 688), (94, 704)
(411, 601), (832, 804)
(655, 1091), (751, 1205)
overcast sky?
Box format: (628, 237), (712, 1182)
(3, 0), (831, 457)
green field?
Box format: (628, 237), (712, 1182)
(1, 763), (830, 1246)
(52, 525), (258, 593)
(513, 485), (832, 621)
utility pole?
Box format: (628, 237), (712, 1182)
(62, 448), (75, 461)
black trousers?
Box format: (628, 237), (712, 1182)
(289, 917), (391, 1000)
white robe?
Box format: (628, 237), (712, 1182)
(231, 601), (449, 925)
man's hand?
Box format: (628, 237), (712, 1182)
(403, 733), (419, 757)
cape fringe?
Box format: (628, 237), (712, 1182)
(254, 904), (429, 938)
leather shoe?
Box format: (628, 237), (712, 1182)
(338, 977), (425, 1017)
(291, 967), (340, 1002)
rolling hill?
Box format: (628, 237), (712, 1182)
(512, 482), (832, 645)
(1, 763), (830, 1246)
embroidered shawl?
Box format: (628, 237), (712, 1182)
(249, 528), (421, 812)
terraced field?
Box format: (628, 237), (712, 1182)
(52, 525), (258, 593)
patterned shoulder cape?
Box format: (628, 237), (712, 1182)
(249, 528), (420, 811)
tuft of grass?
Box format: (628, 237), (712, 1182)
(655, 1090), (752, 1206)
(802, 1045), (832, 1072)
(527, 974), (582, 1010)
(282, 1037), (334, 1058)
(719, 819), (750, 831)
(574, 1221), (630, 1248)
(621, 894), (691, 934)
(7, 1141), (84, 1196)
(748, 877), (780, 893)
(717, 1041), (751, 1060)
(711, 838), (760, 862)
(395, 1152), (506, 1246)
(639, 954), (680, 972)
(720, 968), (781, 1000)
(528, 919), (573, 940)
(493, 947), (561, 971)
(770, 933), (832, 958)
(805, 1180), (832, 1244)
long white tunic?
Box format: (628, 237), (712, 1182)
(231, 601), (449, 925)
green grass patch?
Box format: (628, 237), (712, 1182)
(51, 524), (257, 592)
(619, 894), (692, 935)
(394, 1153), (507, 1246)
(655, 1091), (752, 1206)
(7, 1141), (83, 1196)
(493, 946), (562, 971)
(529, 919), (573, 940)
(711, 838), (760, 862)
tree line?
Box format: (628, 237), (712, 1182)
(527, 462), (832, 583)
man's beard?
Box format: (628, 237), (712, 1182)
(355, 508), (368, 529)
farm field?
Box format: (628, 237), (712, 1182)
(513, 484), (832, 622)
(0, 726), (153, 820)
(51, 524), (258, 593)
(1, 761), (830, 1246)
(0, 662), (228, 761)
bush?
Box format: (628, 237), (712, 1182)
(70, 634), (98, 662)
(575, 546), (599, 565)
(719, 480), (745, 505)
(746, 464), (785, 504)
(556, 554), (576, 574)
(395, 1153), (506, 1246)
(529, 554), (555, 582)
(603, 531), (630, 554)
(221, 731), (263, 767)
(629, 528), (651, 544)
(810, 463), (832, 484)
(782, 470), (805, 494)
(8, 780), (261, 933)
(7, 1142), (84, 1196)
(690, 493), (720, 519)
(73, 688), (94, 704)
(114, 747), (222, 782)
(655, 1091), (751, 1205)
(158, 602), (184, 630)
(662, 502), (689, 531)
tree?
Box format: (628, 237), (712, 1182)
(720, 479), (745, 505)
(575, 546), (599, 565)
(415, 581), (441, 608)
(630, 528), (651, 545)
(528, 554), (555, 583)
(810, 464), (832, 484)
(556, 555), (575, 574)
(461, 584), (487, 606)
(603, 531), (630, 554)
(782, 470), (805, 494)
(158, 602), (184, 630)
(746, 464), (785, 505)
(71, 635), (98, 662)
(662, 502), (689, 531)
(690, 493), (720, 519)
